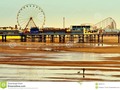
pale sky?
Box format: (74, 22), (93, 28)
(0, 0), (120, 28)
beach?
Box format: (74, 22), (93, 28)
(0, 36), (120, 81)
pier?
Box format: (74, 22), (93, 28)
(0, 33), (120, 43)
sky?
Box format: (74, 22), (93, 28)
(0, 0), (120, 28)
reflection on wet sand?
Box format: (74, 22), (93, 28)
(0, 65), (120, 81)
(0, 42), (120, 81)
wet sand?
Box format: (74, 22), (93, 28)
(0, 37), (120, 67)
(64, 47), (120, 53)
(0, 36), (120, 81)
(0, 58), (120, 67)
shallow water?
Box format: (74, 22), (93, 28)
(0, 52), (120, 61)
(0, 64), (120, 81)
(30, 52), (120, 61)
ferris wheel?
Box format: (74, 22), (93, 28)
(17, 4), (45, 30)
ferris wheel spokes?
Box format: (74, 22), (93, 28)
(17, 4), (45, 30)
(25, 17), (37, 29)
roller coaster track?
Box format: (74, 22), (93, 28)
(94, 17), (117, 30)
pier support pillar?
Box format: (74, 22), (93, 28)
(69, 35), (74, 41)
(5, 35), (6, 42)
(2, 35), (7, 42)
(89, 35), (93, 43)
(59, 35), (62, 43)
(78, 35), (80, 43)
(98, 34), (100, 43)
(43, 35), (46, 43)
(2, 35), (4, 42)
(78, 35), (82, 43)
(20, 35), (23, 42)
(101, 34), (103, 43)
(82, 35), (84, 43)
(63, 35), (65, 43)
(118, 34), (120, 43)
(38, 35), (42, 42)
(86, 35), (89, 43)
(59, 35), (65, 43)
(31, 35), (35, 42)
(50, 35), (54, 43)
(93, 35), (96, 42)
(21, 35), (26, 42)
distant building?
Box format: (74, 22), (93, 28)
(70, 25), (98, 34)
(42, 28), (67, 34)
(0, 25), (18, 30)
(0, 30), (19, 34)
(70, 25), (90, 34)
(103, 29), (120, 34)
(0, 25), (19, 34)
